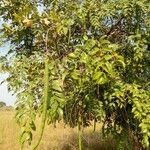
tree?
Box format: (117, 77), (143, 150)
(0, 101), (6, 107)
(0, 0), (150, 149)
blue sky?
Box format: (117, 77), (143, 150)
(0, 45), (16, 106)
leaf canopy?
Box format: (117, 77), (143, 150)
(0, 0), (150, 149)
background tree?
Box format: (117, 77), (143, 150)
(0, 0), (150, 149)
(0, 101), (6, 108)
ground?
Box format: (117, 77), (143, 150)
(0, 109), (115, 150)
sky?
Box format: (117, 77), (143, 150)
(0, 74), (16, 106)
(0, 45), (16, 106)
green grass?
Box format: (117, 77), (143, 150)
(0, 109), (116, 150)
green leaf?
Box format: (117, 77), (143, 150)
(93, 71), (102, 80)
(68, 53), (76, 58)
(30, 121), (36, 131)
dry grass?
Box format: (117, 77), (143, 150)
(0, 109), (19, 150)
(0, 109), (116, 150)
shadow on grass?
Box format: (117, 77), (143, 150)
(49, 130), (116, 150)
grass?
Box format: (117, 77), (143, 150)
(0, 109), (19, 150)
(0, 109), (116, 150)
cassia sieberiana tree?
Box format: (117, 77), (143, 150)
(0, 0), (150, 149)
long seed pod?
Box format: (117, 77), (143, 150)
(32, 57), (49, 150)
(32, 30), (50, 150)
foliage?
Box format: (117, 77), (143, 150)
(0, 0), (150, 149)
